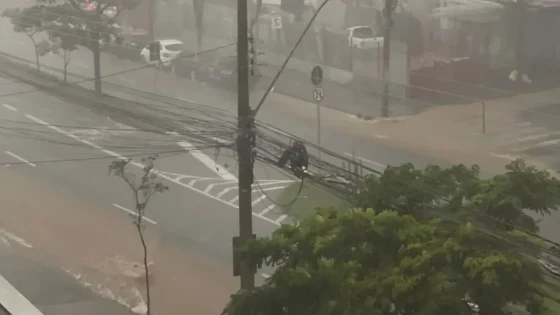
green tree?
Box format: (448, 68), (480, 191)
(109, 155), (168, 315)
(3, 5), (50, 72)
(355, 160), (560, 233)
(63, 0), (140, 93)
(43, 5), (81, 83)
(224, 208), (544, 315)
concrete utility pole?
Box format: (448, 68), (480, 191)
(236, 0), (255, 291)
(381, 0), (397, 118)
(515, 0), (526, 81)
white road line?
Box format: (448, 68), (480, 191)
(0, 274), (45, 315)
(252, 195), (268, 206)
(178, 141), (237, 181)
(188, 178), (218, 187)
(217, 186), (238, 198)
(5, 151), (36, 167)
(113, 203), (157, 225)
(25, 114), (78, 139)
(2, 104), (17, 112)
(343, 152), (386, 170)
(0, 229), (32, 248)
(79, 139), (102, 149)
(228, 195), (240, 204)
(489, 152), (519, 161)
(22, 113), (281, 226)
(258, 204), (275, 216)
(512, 138), (560, 152)
(204, 180), (237, 194)
(504, 132), (554, 145)
(260, 273), (271, 279)
(275, 214), (288, 223)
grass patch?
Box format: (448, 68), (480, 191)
(277, 181), (351, 221)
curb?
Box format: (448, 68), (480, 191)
(0, 273), (44, 315)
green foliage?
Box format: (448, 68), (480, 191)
(223, 159), (560, 315)
(356, 160), (560, 233)
(224, 208), (543, 315)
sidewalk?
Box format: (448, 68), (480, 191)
(0, 231), (134, 315)
(178, 29), (418, 118)
(366, 84), (560, 173)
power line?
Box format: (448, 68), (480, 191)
(0, 43), (235, 98)
(6, 0), (560, 258)
(0, 143), (233, 166)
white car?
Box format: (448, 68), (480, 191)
(140, 39), (184, 67)
(348, 26), (384, 50)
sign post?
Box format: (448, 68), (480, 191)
(311, 65), (324, 160)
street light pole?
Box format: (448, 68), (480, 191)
(236, 0), (255, 291)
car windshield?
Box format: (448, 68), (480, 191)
(164, 44), (183, 52)
(353, 27), (374, 39)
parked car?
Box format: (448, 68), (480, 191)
(106, 39), (145, 62)
(171, 51), (213, 80)
(196, 56), (261, 90)
(140, 39), (184, 69)
(348, 26), (384, 50)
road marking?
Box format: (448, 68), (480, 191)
(204, 180), (237, 194)
(79, 139), (102, 149)
(113, 204), (157, 225)
(178, 141), (237, 181)
(216, 186), (237, 198)
(5, 151), (36, 167)
(489, 152), (519, 161)
(25, 114), (79, 139)
(23, 113), (281, 226)
(343, 152), (386, 170)
(275, 214), (288, 223)
(0, 273), (45, 315)
(260, 273), (271, 278)
(252, 195), (268, 206)
(2, 104), (17, 112)
(503, 132), (554, 145)
(512, 138), (560, 152)
(258, 204), (275, 216)
(0, 229), (33, 248)
(228, 195), (240, 204)
(188, 177), (218, 186)
(74, 61), (89, 69)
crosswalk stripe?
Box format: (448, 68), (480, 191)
(502, 131), (556, 146)
(493, 127), (547, 145)
(511, 137), (560, 153)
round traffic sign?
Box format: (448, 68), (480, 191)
(311, 65), (323, 86)
(313, 87), (324, 102)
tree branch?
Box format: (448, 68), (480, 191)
(66, 0), (83, 11)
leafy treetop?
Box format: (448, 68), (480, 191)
(224, 208), (544, 315)
(355, 160), (560, 233)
